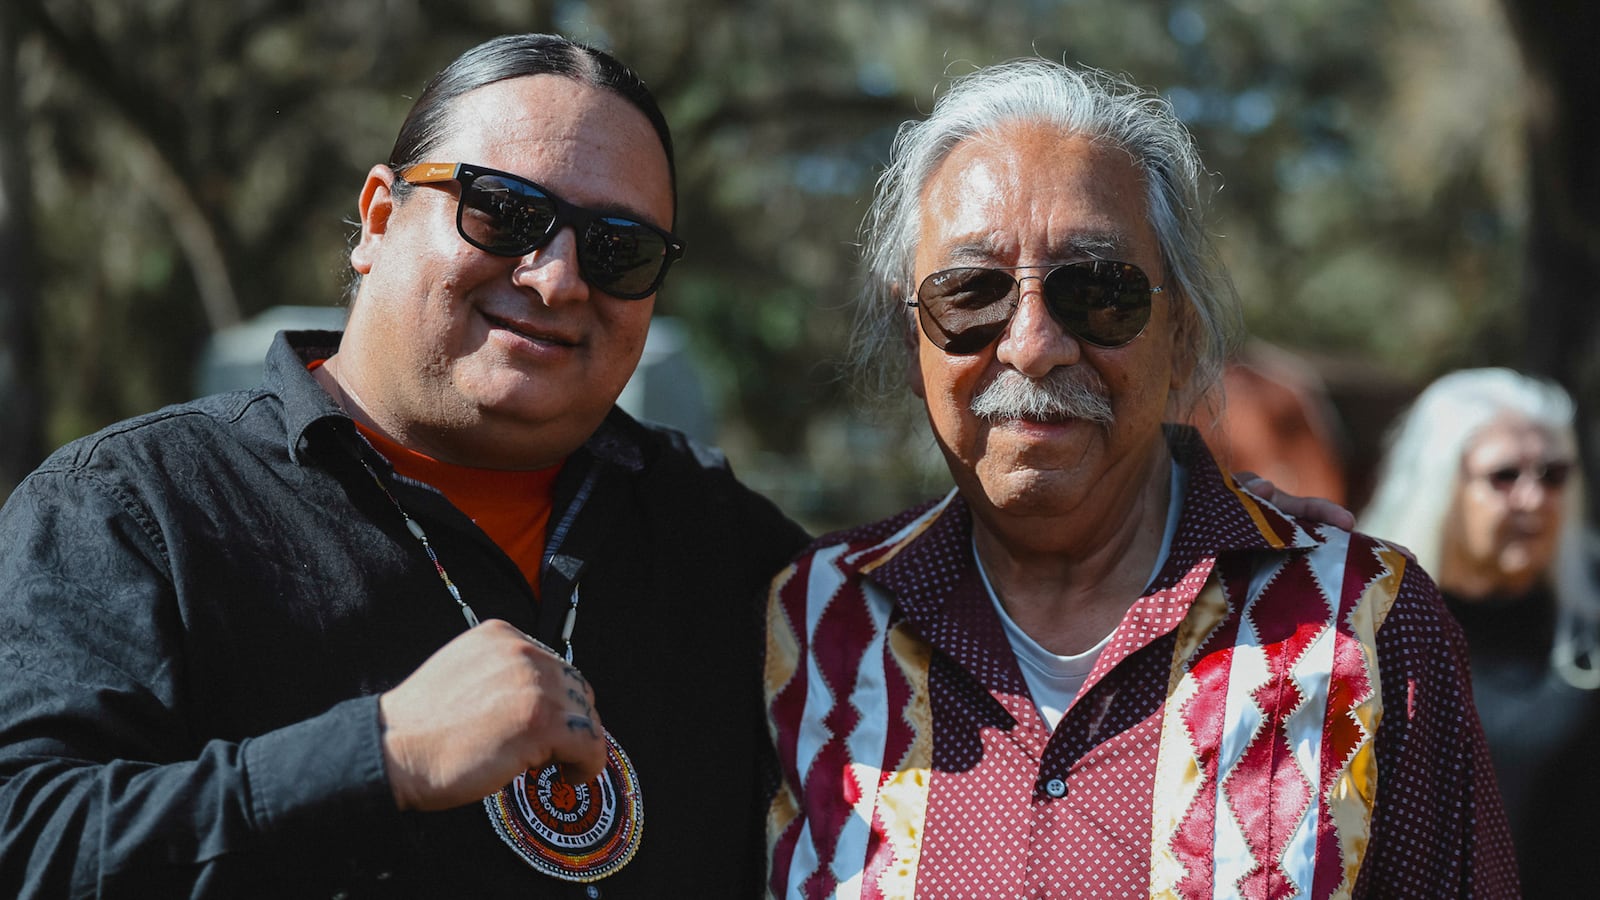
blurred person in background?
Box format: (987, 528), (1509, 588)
(1362, 366), (1600, 897)
(1192, 340), (1349, 507)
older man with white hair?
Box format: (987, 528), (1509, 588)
(765, 60), (1517, 898)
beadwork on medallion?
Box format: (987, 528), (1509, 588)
(485, 731), (644, 882)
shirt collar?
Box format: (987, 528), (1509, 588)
(847, 425), (1331, 710)
(268, 329), (350, 466)
(865, 424), (1326, 614)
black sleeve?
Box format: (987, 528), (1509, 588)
(0, 468), (396, 898)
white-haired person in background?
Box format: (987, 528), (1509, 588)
(1362, 365), (1600, 897)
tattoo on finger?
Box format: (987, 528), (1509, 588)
(562, 666), (589, 688)
(567, 687), (592, 716)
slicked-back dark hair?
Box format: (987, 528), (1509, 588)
(386, 33), (677, 214)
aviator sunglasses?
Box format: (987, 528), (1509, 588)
(400, 162), (685, 300)
(909, 260), (1162, 354)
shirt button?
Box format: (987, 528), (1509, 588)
(1045, 778), (1067, 798)
(585, 887), (603, 899)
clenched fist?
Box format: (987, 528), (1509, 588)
(378, 619), (606, 811)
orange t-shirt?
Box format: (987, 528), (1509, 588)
(308, 358), (559, 597)
(352, 423), (560, 598)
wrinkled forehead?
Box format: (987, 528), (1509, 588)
(914, 124), (1159, 269)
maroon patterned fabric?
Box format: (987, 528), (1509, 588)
(767, 428), (1518, 898)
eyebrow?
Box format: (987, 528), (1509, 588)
(939, 232), (1127, 265)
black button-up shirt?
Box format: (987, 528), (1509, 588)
(0, 330), (809, 898)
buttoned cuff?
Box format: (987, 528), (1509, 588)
(240, 694), (394, 835)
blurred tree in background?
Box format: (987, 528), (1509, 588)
(1, 0), (1594, 532)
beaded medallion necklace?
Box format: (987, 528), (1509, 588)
(357, 453), (643, 883)
(361, 459), (483, 628)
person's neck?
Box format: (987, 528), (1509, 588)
(314, 354), (577, 471)
(970, 442), (1173, 655)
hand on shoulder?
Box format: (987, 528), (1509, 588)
(1235, 472), (1356, 532)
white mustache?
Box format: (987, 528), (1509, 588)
(970, 368), (1113, 425)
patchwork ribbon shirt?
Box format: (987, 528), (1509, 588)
(766, 428), (1517, 899)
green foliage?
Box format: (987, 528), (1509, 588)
(7, 0), (1550, 525)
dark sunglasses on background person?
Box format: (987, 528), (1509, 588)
(1470, 460), (1574, 492)
(908, 260), (1162, 354)
(400, 162), (685, 300)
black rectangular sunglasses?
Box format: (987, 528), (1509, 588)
(401, 162), (685, 300)
(909, 260), (1160, 354)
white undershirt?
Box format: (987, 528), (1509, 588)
(976, 461), (1186, 731)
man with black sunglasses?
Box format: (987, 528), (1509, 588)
(0, 34), (807, 898)
(766, 59), (1518, 897)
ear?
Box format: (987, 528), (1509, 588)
(1167, 290), (1199, 392)
(350, 165), (399, 276)
(906, 351), (926, 399)
(896, 282), (928, 399)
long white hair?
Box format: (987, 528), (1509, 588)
(1360, 367), (1599, 689)
(852, 59), (1243, 413)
